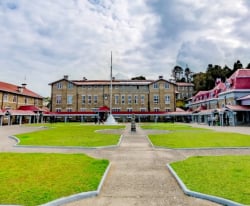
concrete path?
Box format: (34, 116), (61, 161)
(1, 124), (250, 206)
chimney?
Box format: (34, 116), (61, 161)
(159, 75), (163, 79)
(64, 75), (69, 80)
(83, 77), (87, 81)
(18, 86), (23, 93)
(21, 83), (27, 88)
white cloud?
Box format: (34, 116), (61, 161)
(0, 0), (250, 97)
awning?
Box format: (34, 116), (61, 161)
(98, 106), (110, 112)
(226, 105), (250, 111)
(6, 110), (36, 116)
(18, 105), (42, 112)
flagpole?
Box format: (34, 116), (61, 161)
(110, 51), (112, 115)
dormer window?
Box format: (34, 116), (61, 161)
(57, 82), (62, 89)
(153, 83), (158, 89)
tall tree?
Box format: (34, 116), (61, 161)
(193, 72), (207, 92)
(131, 76), (146, 80)
(233, 60), (243, 72)
(172, 65), (183, 81)
(184, 65), (192, 82)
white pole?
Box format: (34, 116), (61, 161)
(110, 51), (112, 115)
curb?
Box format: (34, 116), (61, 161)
(9, 134), (124, 150)
(40, 163), (111, 206)
(166, 164), (243, 206)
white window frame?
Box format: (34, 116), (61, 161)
(134, 95), (138, 104)
(128, 95), (132, 104)
(165, 82), (170, 89)
(115, 95), (119, 104)
(56, 95), (62, 104)
(57, 82), (62, 89)
(165, 95), (170, 104)
(94, 95), (98, 104)
(153, 95), (159, 104)
(88, 95), (92, 104)
(141, 95), (145, 105)
(3, 94), (8, 102)
(67, 95), (73, 105)
(153, 83), (158, 89)
(121, 95), (125, 104)
(82, 95), (86, 104)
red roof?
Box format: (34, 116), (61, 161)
(227, 69), (250, 89)
(98, 106), (110, 112)
(0, 81), (43, 98)
(18, 105), (42, 111)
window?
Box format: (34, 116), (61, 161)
(35, 99), (38, 105)
(56, 95), (62, 104)
(67, 108), (72, 112)
(3, 94), (8, 102)
(24, 97), (28, 104)
(127, 108), (133, 112)
(141, 95), (145, 105)
(153, 83), (158, 89)
(112, 108), (121, 112)
(165, 95), (170, 104)
(68, 82), (73, 89)
(165, 83), (170, 89)
(134, 95), (138, 104)
(154, 108), (160, 112)
(140, 108), (146, 112)
(57, 82), (62, 89)
(12, 95), (17, 103)
(94, 95), (98, 104)
(153, 95), (159, 104)
(56, 108), (61, 112)
(67, 95), (73, 104)
(88, 85), (92, 90)
(88, 95), (92, 104)
(128, 95), (132, 104)
(121, 95), (125, 104)
(115, 95), (119, 104)
(82, 95), (86, 104)
(80, 108), (86, 112)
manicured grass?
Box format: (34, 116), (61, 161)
(142, 123), (250, 148)
(141, 123), (209, 131)
(0, 153), (109, 206)
(170, 156), (250, 205)
(16, 123), (125, 147)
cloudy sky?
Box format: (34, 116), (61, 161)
(1, 0), (250, 97)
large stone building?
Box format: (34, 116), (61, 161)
(0, 81), (43, 125)
(49, 75), (177, 121)
(187, 69), (250, 126)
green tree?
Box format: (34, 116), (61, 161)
(131, 76), (146, 80)
(193, 72), (207, 92)
(184, 66), (192, 82)
(233, 60), (243, 72)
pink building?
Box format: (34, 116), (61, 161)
(188, 69), (250, 126)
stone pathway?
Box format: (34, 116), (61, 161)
(0, 124), (250, 206)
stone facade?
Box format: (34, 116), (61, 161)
(0, 82), (43, 110)
(50, 76), (177, 113)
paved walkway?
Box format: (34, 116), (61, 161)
(0, 124), (250, 206)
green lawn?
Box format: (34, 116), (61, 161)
(16, 123), (125, 147)
(0, 153), (109, 206)
(170, 156), (250, 205)
(142, 123), (250, 148)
